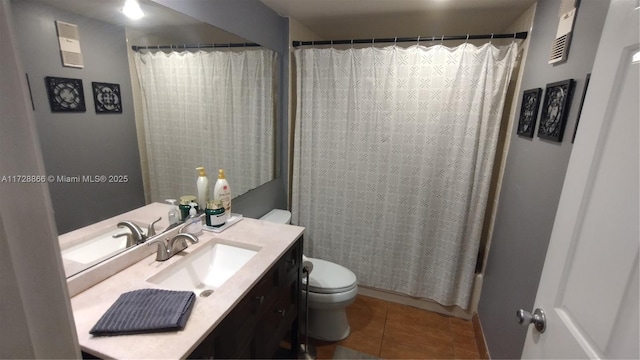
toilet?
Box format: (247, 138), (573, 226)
(260, 209), (358, 341)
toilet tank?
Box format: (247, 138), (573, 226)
(260, 209), (291, 224)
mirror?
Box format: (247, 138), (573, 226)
(11, 0), (278, 277)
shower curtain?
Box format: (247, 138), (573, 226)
(134, 49), (275, 203)
(292, 43), (517, 308)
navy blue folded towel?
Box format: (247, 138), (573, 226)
(90, 289), (196, 336)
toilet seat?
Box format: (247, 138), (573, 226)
(302, 257), (357, 294)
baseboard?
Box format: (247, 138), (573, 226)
(472, 313), (490, 359)
(357, 285), (473, 320)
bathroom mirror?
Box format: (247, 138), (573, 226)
(11, 0), (278, 278)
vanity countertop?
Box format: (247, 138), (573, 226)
(60, 202), (174, 278)
(70, 217), (304, 359)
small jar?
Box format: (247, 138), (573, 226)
(205, 201), (226, 227)
(179, 195), (197, 221)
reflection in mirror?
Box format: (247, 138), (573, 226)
(11, 0), (277, 278)
(131, 42), (275, 205)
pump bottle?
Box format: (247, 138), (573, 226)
(213, 169), (231, 221)
(196, 167), (209, 212)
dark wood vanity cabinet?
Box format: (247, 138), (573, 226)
(188, 237), (303, 359)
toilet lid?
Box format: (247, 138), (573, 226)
(302, 258), (357, 294)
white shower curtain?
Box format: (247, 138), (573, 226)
(292, 43), (517, 308)
(134, 49), (275, 203)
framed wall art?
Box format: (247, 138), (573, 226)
(572, 74), (590, 143)
(45, 76), (86, 112)
(537, 79), (574, 142)
(92, 82), (122, 113)
(517, 88), (542, 138)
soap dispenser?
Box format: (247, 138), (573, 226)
(166, 199), (179, 225)
(184, 202), (202, 235)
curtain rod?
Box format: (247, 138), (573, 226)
(131, 42), (261, 51)
(292, 31), (527, 47)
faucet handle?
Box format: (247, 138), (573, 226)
(147, 217), (162, 237)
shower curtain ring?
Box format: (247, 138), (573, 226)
(417, 36), (420, 46)
(465, 34), (469, 43)
(394, 37), (397, 45)
(490, 33), (494, 44)
(440, 35), (444, 45)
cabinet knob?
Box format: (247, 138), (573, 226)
(275, 308), (286, 317)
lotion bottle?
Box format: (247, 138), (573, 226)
(213, 169), (231, 221)
(196, 167), (209, 212)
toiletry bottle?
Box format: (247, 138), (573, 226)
(184, 202), (202, 235)
(213, 169), (231, 221)
(205, 201), (226, 228)
(196, 167), (209, 212)
(166, 199), (179, 225)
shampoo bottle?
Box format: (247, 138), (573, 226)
(213, 169), (231, 221)
(196, 167), (209, 212)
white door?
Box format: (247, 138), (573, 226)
(521, 0), (639, 358)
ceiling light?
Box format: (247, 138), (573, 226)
(122, 0), (144, 20)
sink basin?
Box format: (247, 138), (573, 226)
(61, 224), (147, 265)
(147, 241), (259, 295)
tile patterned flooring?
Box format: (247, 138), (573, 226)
(309, 295), (483, 359)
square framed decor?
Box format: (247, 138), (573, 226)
(517, 88), (542, 138)
(537, 79), (574, 142)
(45, 76), (86, 112)
(92, 82), (122, 113)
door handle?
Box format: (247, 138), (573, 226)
(517, 308), (546, 333)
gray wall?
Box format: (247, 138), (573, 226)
(478, 0), (609, 358)
(11, 1), (145, 234)
(153, 0), (290, 219)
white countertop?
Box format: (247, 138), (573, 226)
(70, 217), (304, 359)
(60, 202), (174, 278)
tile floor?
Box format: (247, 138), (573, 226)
(308, 295), (483, 359)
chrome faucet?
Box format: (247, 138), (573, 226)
(115, 221), (145, 245)
(147, 233), (199, 261)
(113, 217), (162, 245)
(113, 232), (137, 247)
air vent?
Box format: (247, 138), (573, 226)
(549, 34), (569, 64)
(55, 20), (84, 68)
(548, 0), (579, 65)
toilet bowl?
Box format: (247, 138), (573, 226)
(260, 209), (358, 341)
